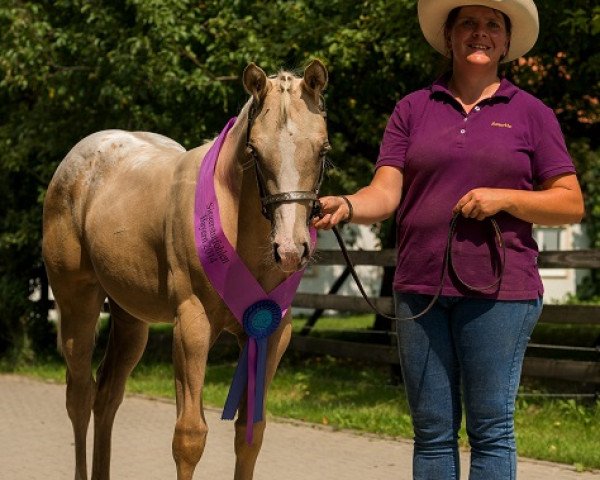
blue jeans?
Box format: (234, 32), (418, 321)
(394, 293), (543, 480)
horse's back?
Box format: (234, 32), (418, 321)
(46, 129), (185, 206)
(53, 129), (184, 185)
(43, 129), (188, 321)
(45, 128), (186, 235)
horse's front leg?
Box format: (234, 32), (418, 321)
(172, 298), (212, 480)
(233, 314), (293, 480)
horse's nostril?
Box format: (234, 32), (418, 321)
(302, 242), (310, 260)
(273, 243), (281, 263)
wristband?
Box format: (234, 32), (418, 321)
(339, 195), (354, 225)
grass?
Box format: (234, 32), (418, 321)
(514, 397), (600, 471)
(2, 314), (600, 471)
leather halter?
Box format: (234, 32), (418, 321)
(245, 97), (328, 224)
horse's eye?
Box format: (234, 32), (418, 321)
(319, 142), (331, 157)
(246, 144), (259, 158)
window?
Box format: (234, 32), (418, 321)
(534, 226), (563, 251)
(533, 226), (567, 278)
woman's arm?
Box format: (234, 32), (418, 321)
(453, 173), (584, 225)
(312, 166), (403, 229)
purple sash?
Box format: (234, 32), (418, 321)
(194, 117), (315, 444)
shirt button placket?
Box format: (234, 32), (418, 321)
(456, 114), (467, 148)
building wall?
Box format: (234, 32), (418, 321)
(534, 223), (589, 303)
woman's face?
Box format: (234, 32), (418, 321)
(447, 6), (510, 68)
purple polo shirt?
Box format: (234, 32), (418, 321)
(376, 76), (576, 300)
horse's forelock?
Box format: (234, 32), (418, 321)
(255, 69), (315, 128)
(271, 70), (302, 127)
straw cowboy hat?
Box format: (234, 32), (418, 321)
(418, 0), (539, 62)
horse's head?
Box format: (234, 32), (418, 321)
(243, 60), (329, 273)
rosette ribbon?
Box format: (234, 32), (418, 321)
(221, 300), (281, 443)
(194, 118), (315, 444)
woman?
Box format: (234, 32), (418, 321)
(313, 1), (584, 479)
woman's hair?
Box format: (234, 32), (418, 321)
(439, 6), (513, 74)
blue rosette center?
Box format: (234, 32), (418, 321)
(242, 300), (282, 339)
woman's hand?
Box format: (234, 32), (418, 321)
(312, 196), (351, 230)
(453, 188), (507, 220)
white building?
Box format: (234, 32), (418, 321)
(533, 223), (589, 303)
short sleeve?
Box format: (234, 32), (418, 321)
(531, 104), (576, 184)
(376, 97), (412, 170)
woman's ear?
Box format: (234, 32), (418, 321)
(503, 39), (511, 60)
(444, 31), (452, 55)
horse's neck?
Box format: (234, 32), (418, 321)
(214, 118), (286, 289)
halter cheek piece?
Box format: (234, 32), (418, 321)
(245, 97), (328, 224)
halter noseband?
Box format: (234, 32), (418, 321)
(245, 98), (328, 224)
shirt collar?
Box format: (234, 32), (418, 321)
(430, 74), (519, 102)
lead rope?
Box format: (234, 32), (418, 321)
(330, 212), (506, 321)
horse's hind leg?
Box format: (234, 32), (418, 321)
(53, 278), (106, 480)
(171, 299), (212, 480)
(233, 316), (293, 480)
(91, 300), (149, 480)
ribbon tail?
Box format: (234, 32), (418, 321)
(246, 338), (258, 444)
(222, 342), (249, 420)
(254, 337), (268, 423)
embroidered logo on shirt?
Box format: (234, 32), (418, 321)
(491, 121), (512, 128)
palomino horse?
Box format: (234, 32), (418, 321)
(42, 60), (329, 479)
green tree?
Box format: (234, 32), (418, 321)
(1, 0), (598, 361)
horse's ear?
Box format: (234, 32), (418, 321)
(243, 63), (268, 102)
(302, 59), (328, 98)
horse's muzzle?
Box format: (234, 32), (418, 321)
(273, 240), (311, 272)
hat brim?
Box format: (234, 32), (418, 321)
(418, 0), (539, 62)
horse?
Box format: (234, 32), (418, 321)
(42, 60), (329, 480)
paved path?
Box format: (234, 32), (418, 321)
(1, 374), (598, 479)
